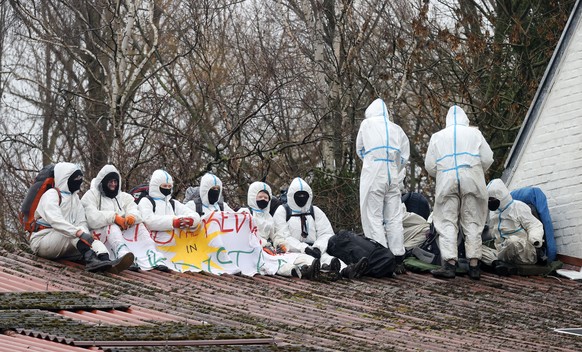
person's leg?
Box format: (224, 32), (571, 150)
(361, 180), (389, 248)
(460, 191), (487, 280)
(431, 193), (460, 278)
(30, 231), (80, 260)
(384, 184), (406, 274)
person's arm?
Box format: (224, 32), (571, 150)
(517, 203), (544, 248)
(272, 207), (307, 252)
(37, 189), (84, 238)
(138, 198), (174, 231)
(81, 190), (115, 229)
(356, 123), (365, 160)
(312, 207), (334, 253)
(424, 137), (438, 178)
(479, 133), (494, 172)
(174, 200), (201, 228)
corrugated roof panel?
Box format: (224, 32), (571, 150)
(0, 332), (87, 352)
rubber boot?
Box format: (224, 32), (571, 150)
(300, 258), (321, 280)
(341, 257), (369, 280)
(394, 256), (406, 275)
(76, 241), (112, 273)
(431, 261), (456, 279)
(154, 264), (171, 273)
(329, 257), (342, 281)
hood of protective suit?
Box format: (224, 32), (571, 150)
(487, 179), (513, 210)
(149, 169), (173, 200)
(445, 105), (469, 128)
(54, 162), (81, 193)
(365, 98), (393, 122)
(247, 181), (272, 212)
(199, 173), (222, 206)
(286, 177), (313, 213)
(90, 164), (121, 194)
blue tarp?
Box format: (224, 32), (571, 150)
(510, 187), (557, 262)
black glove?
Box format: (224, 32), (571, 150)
(305, 246), (321, 259)
(78, 232), (94, 246)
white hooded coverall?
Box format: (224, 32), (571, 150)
(273, 177), (347, 270)
(484, 179), (544, 265)
(356, 98), (410, 256)
(30, 162), (106, 260)
(239, 181), (314, 276)
(425, 105), (493, 262)
(138, 170), (200, 238)
(185, 173), (234, 216)
(81, 164), (169, 270)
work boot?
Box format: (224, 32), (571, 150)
(493, 260), (518, 276)
(128, 264), (141, 272)
(300, 258), (321, 280)
(468, 261), (481, 280)
(341, 257), (368, 280)
(394, 256), (406, 275)
(98, 252), (135, 274)
(431, 261), (456, 279)
(154, 264), (172, 273)
(82, 250), (113, 273)
(329, 257), (342, 281)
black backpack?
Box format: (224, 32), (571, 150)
(327, 230), (395, 278)
(129, 184), (175, 213)
(401, 192), (431, 220)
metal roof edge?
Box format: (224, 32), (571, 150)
(502, 0), (582, 184)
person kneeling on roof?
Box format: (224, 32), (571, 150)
(29, 162), (133, 273)
(481, 179), (544, 276)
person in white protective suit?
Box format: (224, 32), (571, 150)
(273, 177), (368, 279)
(185, 173), (234, 216)
(81, 165), (171, 272)
(356, 98), (410, 274)
(238, 181), (321, 279)
(29, 162), (134, 273)
(138, 170), (201, 246)
(481, 179), (544, 275)
(425, 105), (493, 279)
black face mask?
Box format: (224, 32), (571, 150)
(488, 197), (501, 211)
(294, 191), (309, 208)
(100, 172), (119, 198)
(67, 170), (83, 193)
(256, 199), (269, 210)
(160, 187), (172, 197)
(208, 189), (220, 204)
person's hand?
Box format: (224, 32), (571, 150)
(305, 246), (321, 259)
(276, 244), (287, 254)
(263, 244), (276, 256)
(182, 217), (194, 227)
(78, 232), (94, 246)
(173, 217), (185, 228)
(125, 215), (136, 227)
(115, 214), (128, 230)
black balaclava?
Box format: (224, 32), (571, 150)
(256, 191), (270, 210)
(67, 170), (84, 193)
(208, 188), (220, 205)
(488, 197), (501, 211)
(160, 186), (172, 197)
(294, 191), (309, 208)
(100, 172), (119, 198)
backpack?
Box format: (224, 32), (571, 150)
(128, 184), (175, 213)
(283, 203), (314, 222)
(19, 164), (61, 234)
(401, 192), (431, 220)
(327, 230), (395, 278)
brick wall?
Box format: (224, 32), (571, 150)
(507, 18), (582, 259)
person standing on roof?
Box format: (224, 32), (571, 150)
(29, 162), (133, 273)
(239, 181), (321, 279)
(138, 169), (201, 239)
(81, 164), (171, 272)
(425, 105), (493, 279)
(482, 179), (544, 275)
(356, 98), (410, 275)
(185, 173), (234, 217)
(273, 177), (368, 280)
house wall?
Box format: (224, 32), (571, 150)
(506, 17), (582, 259)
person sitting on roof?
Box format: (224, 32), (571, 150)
(138, 170), (201, 241)
(29, 162), (133, 273)
(481, 179), (544, 275)
(238, 181), (321, 279)
(272, 177), (368, 280)
(81, 164), (171, 272)
(185, 173), (234, 217)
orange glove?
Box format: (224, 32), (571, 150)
(276, 244), (287, 254)
(263, 245), (276, 256)
(114, 214), (127, 230)
(125, 215), (136, 227)
(182, 217), (194, 227)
